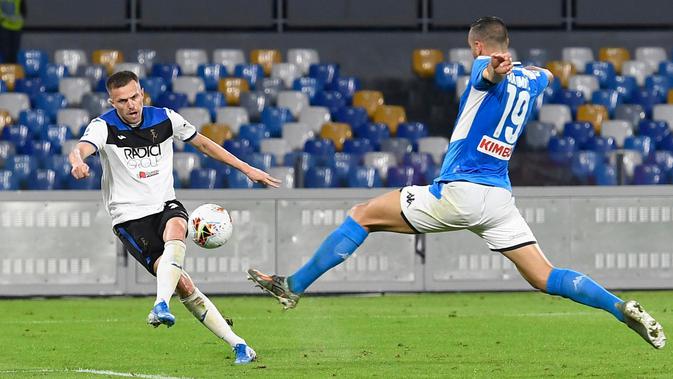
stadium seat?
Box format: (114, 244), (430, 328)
(197, 123), (231, 146)
(652, 104), (673, 129)
(563, 121), (594, 148)
(151, 63), (181, 84)
(67, 168), (100, 190)
(92, 50), (124, 74)
(42, 124), (72, 154)
(403, 152), (436, 184)
(292, 77), (323, 103)
(314, 90), (346, 114)
(304, 138), (336, 159)
(570, 151), (599, 182)
(282, 122), (315, 151)
(632, 164), (662, 185)
(651, 150), (673, 178)
(14, 77), (46, 103)
(6, 154), (37, 187)
(287, 49), (320, 75)
(373, 105), (406, 135)
(624, 136), (654, 159)
(18, 49), (48, 78)
(261, 107), (293, 137)
(305, 166), (335, 188)
(524, 48), (548, 67)
(135, 49), (157, 71)
(239, 91), (270, 121)
(555, 90), (585, 116)
(1, 124), (28, 153)
(354, 122), (390, 150)
(347, 166), (382, 188)
(175, 49), (208, 76)
(395, 122), (428, 148)
(568, 75), (599, 100)
(576, 104), (609, 133)
(328, 152), (357, 187)
(0, 93), (29, 119)
(0, 64), (24, 91)
(155, 92), (188, 110)
(635, 47), (667, 73)
(333, 107), (367, 131)
(599, 47), (631, 74)
(0, 109), (11, 129)
(140, 77), (168, 102)
(0, 170), (17, 190)
(195, 91), (226, 120)
(412, 49), (444, 78)
(548, 136), (577, 164)
(308, 63), (339, 88)
(546, 61), (576, 88)
(277, 91), (309, 118)
(27, 169), (57, 190)
(609, 150), (643, 183)
(250, 49), (281, 76)
(267, 166), (295, 188)
(591, 89), (621, 117)
(61, 139), (80, 155)
(172, 76), (206, 104)
(189, 168), (221, 189)
(455, 76), (470, 98)
(610, 75), (637, 103)
(299, 106), (331, 133)
(645, 75), (673, 99)
(218, 77), (250, 105)
(386, 166), (416, 187)
(224, 166), (256, 189)
(58, 77), (91, 106)
(417, 137), (448, 165)
(613, 104), (645, 130)
(212, 49), (245, 75)
(562, 47), (594, 73)
(17, 109), (45, 135)
(600, 120), (632, 147)
(178, 107), (211, 129)
(434, 62), (465, 91)
(595, 163), (617, 185)
(538, 104), (572, 134)
(233, 64), (263, 90)
(57, 108), (90, 136)
(319, 122), (352, 151)
(262, 138), (291, 163)
(271, 63), (300, 88)
(634, 88), (664, 118)
(352, 90), (384, 118)
(215, 107), (249, 135)
(638, 120), (670, 148)
(668, 89), (673, 104)
(42, 154), (71, 184)
(172, 152), (200, 186)
(81, 93), (111, 118)
(197, 64), (228, 92)
(35, 93), (68, 122)
(621, 60), (651, 86)
(0, 79), (5, 93)
(243, 152), (276, 171)
(112, 63), (146, 78)
(238, 123), (270, 151)
(448, 48), (474, 72)
(363, 151), (396, 180)
(380, 138), (413, 162)
(343, 137), (374, 157)
(525, 121), (556, 150)
(330, 77), (360, 104)
(585, 61), (616, 89)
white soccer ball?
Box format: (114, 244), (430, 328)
(188, 203), (233, 249)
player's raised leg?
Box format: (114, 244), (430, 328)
(176, 272), (256, 364)
(504, 244), (666, 349)
(248, 189), (414, 309)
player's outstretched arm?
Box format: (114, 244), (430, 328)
(482, 52), (513, 84)
(68, 142), (96, 179)
(188, 133), (281, 188)
(525, 65), (554, 84)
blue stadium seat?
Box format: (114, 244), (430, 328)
(0, 79), (6, 93)
(85, 155), (103, 177)
(591, 89), (622, 117)
(570, 151), (598, 183)
(386, 166), (416, 187)
(305, 166), (336, 188)
(224, 168), (255, 189)
(18, 109), (49, 137)
(200, 156), (226, 175)
(77, 64), (107, 86)
(610, 75), (638, 103)
(189, 168), (222, 189)
(14, 78), (46, 103)
(585, 61), (616, 88)
(28, 169), (57, 190)
(330, 152), (358, 187)
(645, 75), (673, 99)
(555, 90), (585, 116)
(43, 155), (71, 187)
(548, 136), (577, 164)
(66, 170), (100, 190)
(308, 63), (340, 88)
(633, 164), (662, 185)
(638, 120), (670, 148)
(329, 76), (360, 103)
(41, 124), (73, 154)
(658, 60), (673, 77)
(283, 151), (316, 185)
(35, 93), (68, 122)
(584, 136), (617, 156)
(354, 122), (390, 150)
(25, 140), (52, 164)
(151, 63), (181, 84)
(1, 124), (29, 153)
(403, 152), (436, 185)
(314, 91), (346, 114)
(155, 92), (188, 110)
(140, 77), (168, 102)
(304, 138), (336, 158)
(223, 138), (254, 157)
(595, 164), (617, 185)
(343, 138), (374, 157)
(434, 62), (465, 91)
(234, 64), (264, 90)
(194, 91), (226, 120)
(633, 88), (663, 118)
(292, 77), (323, 103)
(18, 49), (48, 78)
(347, 166), (382, 188)
(197, 64), (228, 91)
(396, 122), (428, 148)
(563, 121), (594, 148)
(333, 107), (368, 130)
(6, 155), (38, 187)
(243, 152), (276, 171)
(261, 107), (294, 137)
(624, 136), (654, 160)
(39, 64), (69, 92)
(525, 48), (548, 67)
(0, 170), (18, 190)
(542, 77), (562, 103)
(659, 134), (673, 152)
(650, 150), (673, 180)
(238, 123), (270, 152)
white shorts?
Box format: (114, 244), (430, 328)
(399, 181), (537, 252)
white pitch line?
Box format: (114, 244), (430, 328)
(0, 368), (192, 379)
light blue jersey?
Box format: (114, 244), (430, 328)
(435, 56), (549, 191)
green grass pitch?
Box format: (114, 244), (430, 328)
(0, 291), (671, 378)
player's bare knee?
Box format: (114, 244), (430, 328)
(348, 202), (371, 230)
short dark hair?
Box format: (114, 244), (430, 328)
(469, 16), (508, 46)
(106, 71), (139, 92)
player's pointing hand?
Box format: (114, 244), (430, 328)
(244, 166), (282, 188)
(71, 162), (91, 179)
(490, 52), (513, 75)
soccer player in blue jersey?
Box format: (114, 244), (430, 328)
(249, 17), (666, 349)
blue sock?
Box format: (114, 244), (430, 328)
(288, 216), (368, 294)
(546, 268), (624, 322)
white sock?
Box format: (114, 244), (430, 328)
(154, 240), (186, 307)
(181, 288), (246, 347)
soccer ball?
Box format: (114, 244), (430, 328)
(188, 203), (233, 249)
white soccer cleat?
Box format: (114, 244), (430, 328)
(618, 300), (666, 349)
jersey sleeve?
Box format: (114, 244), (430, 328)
(79, 118), (108, 151)
(470, 56), (496, 91)
(166, 108), (198, 142)
(531, 70), (550, 94)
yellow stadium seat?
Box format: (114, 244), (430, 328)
(0, 109), (12, 129)
(251, 49), (282, 76)
(143, 92), (152, 106)
(545, 61), (576, 88)
(667, 89), (673, 104)
(93, 50), (125, 74)
(353, 90), (384, 118)
(599, 47), (631, 74)
(320, 122), (353, 151)
(0, 64), (25, 91)
(577, 104), (609, 133)
(412, 49), (444, 78)
(373, 105), (407, 135)
(218, 77), (250, 105)
(200, 123), (233, 145)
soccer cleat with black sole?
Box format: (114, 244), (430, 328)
(247, 268), (300, 310)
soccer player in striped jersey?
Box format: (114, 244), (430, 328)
(249, 17), (665, 349)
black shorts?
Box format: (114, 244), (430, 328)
(113, 200), (189, 275)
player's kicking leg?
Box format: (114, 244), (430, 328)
(176, 271), (256, 364)
(503, 244), (666, 349)
(248, 189), (413, 309)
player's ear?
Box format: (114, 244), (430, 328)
(107, 98), (113, 106)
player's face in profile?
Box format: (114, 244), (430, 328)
(109, 81), (144, 125)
